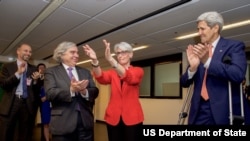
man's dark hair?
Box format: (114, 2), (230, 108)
(37, 63), (46, 69)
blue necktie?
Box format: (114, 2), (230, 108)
(22, 71), (28, 98)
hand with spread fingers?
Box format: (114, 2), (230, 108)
(83, 44), (97, 60)
(186, 44), (200, 72)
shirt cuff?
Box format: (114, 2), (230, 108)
(15, 72), (21, 79)
(188, 68), (196, 79)
(70, 91), (75, 97)
(81, 89), (89, 100)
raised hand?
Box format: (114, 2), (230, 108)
(186, 44), (200, 72)
(82, 44), (97, 60)
(103, 39), (113, 62)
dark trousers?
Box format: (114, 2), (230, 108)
(0, 97), (35, 141)
(106, 118), (142, 141)
(52, 112), (93, 141)
(40, 125), (46, 141)
(194, 98), (216, 125)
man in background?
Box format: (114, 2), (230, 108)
(37, 63), (51, 141)
(0, 43), (41, 141)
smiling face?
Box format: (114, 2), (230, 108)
(197, 21), (220, 44)
(17, 44), (32, 62)
(115, 48), (133, 67)
(61, 46), (79, 67)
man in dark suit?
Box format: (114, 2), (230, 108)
(0, 43), (41, 141)
(180, 11), (250, 125)
(44, 41), (99, 141)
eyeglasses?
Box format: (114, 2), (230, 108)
(115, 50), (129, 56)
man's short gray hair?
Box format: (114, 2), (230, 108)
(197, 11), (224, 33)
(53, 41), (76, 63)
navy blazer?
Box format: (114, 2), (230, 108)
(44, 64), (99, 135)
(180, 37), (250, 125)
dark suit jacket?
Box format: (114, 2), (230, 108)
(0, 61), (40, 116)
(44, 64), (99, 135)
(180, 37), (250, 125)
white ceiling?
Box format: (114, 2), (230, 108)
(0, 0), (250, 69)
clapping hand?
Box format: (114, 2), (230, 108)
(32, 71), (40, 80)
(17, 62), (26, 75)
(70, 78), (89, 95)
(186, 44), (200, 72)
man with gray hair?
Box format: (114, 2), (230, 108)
(44, 41), (99, 141)
(180, 11), (250, 125)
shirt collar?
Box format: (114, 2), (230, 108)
(62, 63), (75, 71)
(212, 35), (220, 50)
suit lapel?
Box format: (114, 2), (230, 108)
(76, 67), (83, 80)
(11, 61), (18, 75)
(26, 63), (34, 78)
(76, 67), (90, 81)
(212, 37), (226, 61)
(57, 65), (71, 86)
